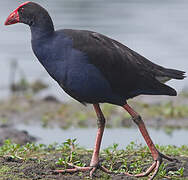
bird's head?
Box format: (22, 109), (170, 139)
(4, 1), (52, 27)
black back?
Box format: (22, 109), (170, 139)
(63, 29), (185, 98)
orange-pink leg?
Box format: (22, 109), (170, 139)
(123, 104), (176, 180)
(55, 103), (176, 179)
(55, 104), (113, 177)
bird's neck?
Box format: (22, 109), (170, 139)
(30, 15), (55, 40)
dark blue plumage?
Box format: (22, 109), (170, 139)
(5, 2), (186, 106)
(5, 2), (184, 107)
(26, 4), (185, 106)
(31, 26), (185, 105)
(5, 2), (186, 179)
(31, 29), (125, 105)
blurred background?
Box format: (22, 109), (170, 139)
(0, 0), (187, 148)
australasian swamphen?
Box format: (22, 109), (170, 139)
(5, 2), (186, 179)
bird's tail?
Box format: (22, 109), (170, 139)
(163, 68), (186, 80)
(153, 68), (186, 96)
(155, 68), (186, 83)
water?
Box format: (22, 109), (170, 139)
(16, 124), (188, 148)
(0, 0), (188, 100)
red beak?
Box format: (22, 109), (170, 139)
(4, 9), (19, 25)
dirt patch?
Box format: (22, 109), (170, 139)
(0, 140), (187, 180)
(0, 154), (188, 179)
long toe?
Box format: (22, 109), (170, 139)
(55, 166), (93, 173)
(123, 160), (160, 180)
(159, 152), (178, 162)
(54, 162), (116, 178)
(148, 161), (161, 180)
(124, 152), (177, 180)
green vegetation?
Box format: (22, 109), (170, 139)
(138, 101), (188, 119)
(1, 95), (188, 130)
(0, 139), (187, 179)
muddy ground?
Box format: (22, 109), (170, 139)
(1, 156), (188, 180)
(0, 94), (187, 179)
(0, 140), (188, 180)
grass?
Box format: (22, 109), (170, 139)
(0, 139), (187, 179)
(139, 101), (188, 119)
(0, 95), (188, 130)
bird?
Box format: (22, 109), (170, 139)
(5, 2), (185, 179)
